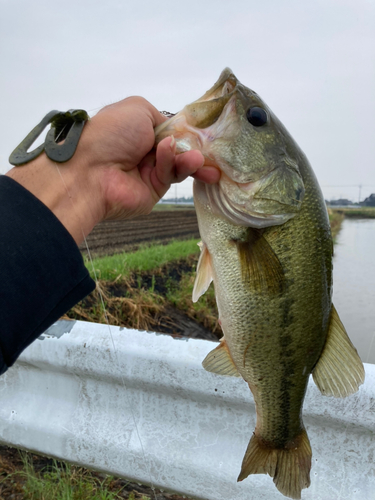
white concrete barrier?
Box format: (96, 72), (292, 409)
(0, 320), (374, 500)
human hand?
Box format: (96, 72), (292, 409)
(6, 97), (220, 245)
(78, 96), (220, 220)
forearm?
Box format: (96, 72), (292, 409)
(6, 145), (103, 246)
(0, 176), (95, 374)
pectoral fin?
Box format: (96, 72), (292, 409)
(235, 229), (284, 295)
(192, 241), (213, 303)
(312, 305), (365, 397)
(202, 339), (241, 377)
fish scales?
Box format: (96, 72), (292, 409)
(154, 68), (364, 499)
(195, 159), (331, 445)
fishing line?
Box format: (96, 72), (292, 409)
(87, 105), (104, 113)
(365, 329), (375, 364)
(53, 149), (158, 500)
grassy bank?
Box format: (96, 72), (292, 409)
(67, 253), (220, 336)
(0, 447), (165, 500)
(330, 207), (375, 218)
(328, 207), (375, 241)
(85, 239), (200, 281)
(327, 209), (345, 241)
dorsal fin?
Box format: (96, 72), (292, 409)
(312, 304), (365, 397)
(192, 241), (213, 303)
(235, 228), (284, 295)
(202, 339), (241, 377)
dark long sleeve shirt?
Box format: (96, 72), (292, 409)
(0, 175), (95, 375)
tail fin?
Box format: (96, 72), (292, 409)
(237, 430), (312, 500)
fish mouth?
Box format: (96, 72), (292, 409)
(155, 68), (303, 228)
(155, 70), (249, 181)
(155, 67), (238, 155)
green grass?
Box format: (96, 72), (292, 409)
(85, 239), (200, 281)
(333, 207), (375, 218)
(328, 209), (345, 241)
(1, 452), (150, 500)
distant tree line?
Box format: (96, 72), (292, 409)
(362, 194), (375, 206)
(160, 196), (194, 204)
(162, 194), (375, 208)
(326, 193), (375, 207)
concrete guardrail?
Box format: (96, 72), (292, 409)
(0, 320), (374, 499)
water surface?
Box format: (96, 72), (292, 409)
(333, 218), (375, 364)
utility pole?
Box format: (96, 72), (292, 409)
(358, 184), (362, 204)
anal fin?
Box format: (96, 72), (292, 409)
(192, 241), (213, 303)
(202, 339), (241, 377)
(312, 304), (365, 397)
(238, 430), (312, 500)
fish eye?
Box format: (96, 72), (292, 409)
(246, 107), (268, 127)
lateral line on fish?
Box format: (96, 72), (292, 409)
(53, 160), (158, 500)
(243, 340), (253, 368)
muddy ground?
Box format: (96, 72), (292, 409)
(66, 254), (221, 341)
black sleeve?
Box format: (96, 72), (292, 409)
(0, 175), (96, 375)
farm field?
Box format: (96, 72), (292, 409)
(79, 209), (199, 258)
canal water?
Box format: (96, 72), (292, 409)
(333, 218), (375, 364)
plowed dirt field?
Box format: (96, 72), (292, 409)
(79, 209), (199, 257)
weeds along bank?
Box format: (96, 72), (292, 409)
(333, 207), (375, 218)
(65, 239), (221, 340)
(327, 209), (344, 241)
(0, 446), (182, 500)
(328, 207), (375, 242)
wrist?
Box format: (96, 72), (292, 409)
(6, 153), (104, 246)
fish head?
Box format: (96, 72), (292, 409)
(155, 68), (305, 228)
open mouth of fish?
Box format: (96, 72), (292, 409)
(155, 68), (302, 228)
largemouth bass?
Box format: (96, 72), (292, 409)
(155, 69), (365, 499)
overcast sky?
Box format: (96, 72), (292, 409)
(1, 0), (374, 202)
